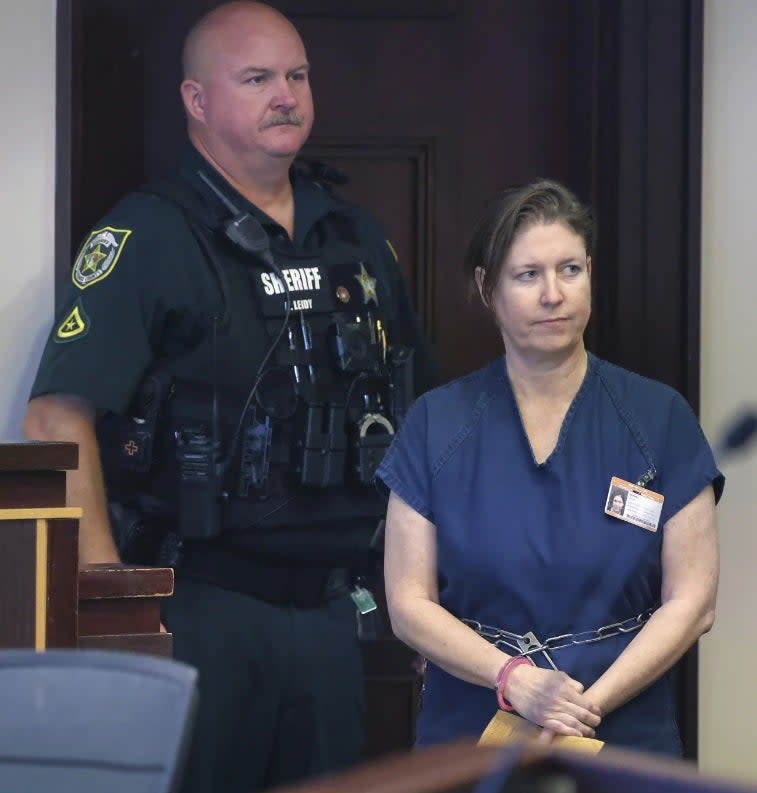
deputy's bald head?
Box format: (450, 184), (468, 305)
(179, 0), (313, 169)
(182, 1), (301, 81)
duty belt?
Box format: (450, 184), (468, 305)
(462, 607), (656, 671)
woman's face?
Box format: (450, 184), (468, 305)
(479, 221), (591, 363)
(611, 494), (625, 514)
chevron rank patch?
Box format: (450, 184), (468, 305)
(55, 298), (90, 343)
(72, 226), (132, 290)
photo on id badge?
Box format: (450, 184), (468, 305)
(605, 476), (664, 532)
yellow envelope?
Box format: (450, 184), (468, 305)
(478, 710), (604, 755)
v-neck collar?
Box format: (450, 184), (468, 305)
(495, 353), (597, 468)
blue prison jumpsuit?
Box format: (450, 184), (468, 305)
(376, 354), (723, 756)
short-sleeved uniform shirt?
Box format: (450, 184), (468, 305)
(376, 353), (723, 755)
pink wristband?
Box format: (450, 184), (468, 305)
(495, 655), (534, 712)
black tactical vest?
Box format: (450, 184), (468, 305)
(100, 174), (411, 554)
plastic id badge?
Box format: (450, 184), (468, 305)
(605, 475), (664, 532)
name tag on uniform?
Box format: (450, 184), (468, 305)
(605, 475), (664, 532)
(254, 264), (334, 316)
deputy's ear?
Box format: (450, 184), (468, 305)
(587, 256), (592, 277)
(180, 79), (205, 122)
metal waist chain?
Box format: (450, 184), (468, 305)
(462, 607), (656, 671)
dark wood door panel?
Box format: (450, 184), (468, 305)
(303, 138), (436, 327)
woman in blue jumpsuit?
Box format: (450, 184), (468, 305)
(376, 179), (723, 756)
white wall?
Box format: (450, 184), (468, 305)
(699, 0), (757, 782)
(0, 1), (57, 439)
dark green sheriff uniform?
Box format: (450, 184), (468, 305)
(31, 145), (436, 793)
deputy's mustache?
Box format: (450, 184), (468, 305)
(261, 113), (305, 129)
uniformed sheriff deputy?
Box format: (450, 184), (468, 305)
(23, 3), (436, 792)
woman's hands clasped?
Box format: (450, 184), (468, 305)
(505, 663), (602, 738)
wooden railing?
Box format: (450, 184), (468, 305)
(0, 442), (172, 656)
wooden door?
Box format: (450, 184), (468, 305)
(59, 0), (596, 380)
(57, 0), (703, 759)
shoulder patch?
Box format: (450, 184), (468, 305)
(55, 298), (90, 343)
(72, 226), (132, 290)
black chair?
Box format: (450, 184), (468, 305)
(0, 648), (198, 793)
